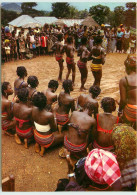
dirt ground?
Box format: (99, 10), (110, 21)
(1, 52), (127, 191)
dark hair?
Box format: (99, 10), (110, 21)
(2, 82), (10, 95)
(27, 76), (39, 88)
(81, 37), (87, 45)
(83, 102), (94, 112)
(16, 66), (27, 77)
(89, 85), (101, 98)
(55, 179), (69, 191)
(101, 97), (116, 112)
(63, 80), (72, 93)
(67, 36), (73, 44)
(57, 33), (63, 41)
(48, 80), (59, 89)
(17, 88), (29, 102)
(32, 92), (47, 110)
(94, 36), (102, 45)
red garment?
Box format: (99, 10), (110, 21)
(55, 54), (63, 62)
(56, 112), (69, 126)
(77, 60), (86, 69)
(97, 114), (119, 134)
(66, 57), (74, 64)
(14, 117), (30, 128)
(84, 149), (121, 186)
(16, 126), (33, 139)
(41, 36), (48, 47)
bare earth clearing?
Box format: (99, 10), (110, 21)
(2, 52), (127, 191)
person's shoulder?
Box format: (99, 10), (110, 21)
(119, 76), (126, 85)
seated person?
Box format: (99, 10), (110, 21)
(92, 97), (119, 152)
(54, 80), (75, 133)
(62, 148), (122, 191)
(42, 80), (59, 111)
(14, 66), (28, 98)
(27, 75), (39, 104)
(119, 55), (137, 129)
(64, 102), (96, 159)
(77, 85), (101, 118)
(32, 92), (65, 157)
(2, 82), (16, 135)
(13, 88), (34, 149)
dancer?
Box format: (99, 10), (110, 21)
(64, 36), (76, 86)
(77, 37), (90, 91)
(27, 76), (39, 103)
(88, 36), (106, 86)
(52, 33), (64, 82)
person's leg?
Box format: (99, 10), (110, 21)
(66, 63), (71, 80)
(71, 62), (76, 85)
(58, 60), (64, 82)
(79, 66), (88, 91)
(92, 70), (102, 86)
(51, 131), (64, 147)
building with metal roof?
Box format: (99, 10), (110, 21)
(34, 16), (57, 25)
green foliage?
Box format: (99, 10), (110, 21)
(21, 2), (37, 13)
(114, 6), (125, 26)
(125, 2), (136, 27)
(89, 4), (110, 25)
(1, 8), (19, 26)
(50, 3), (70, 18)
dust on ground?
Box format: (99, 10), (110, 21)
(1, 52), (127, 191)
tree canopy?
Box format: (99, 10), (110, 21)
(89, 4), (110, 25)
(50, 3), (70, 18)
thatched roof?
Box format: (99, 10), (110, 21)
(81, 16), (100, 27)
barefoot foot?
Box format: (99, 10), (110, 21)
(35, 143), (40, 153)
(39, 146), (45, 157)
(24, 138), (28, 149)
(15, 134), (22, 144)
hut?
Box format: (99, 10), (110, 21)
(81, 16), (100, 28)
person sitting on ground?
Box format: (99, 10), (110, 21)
(119, 55), (137, 129)
(92, 97), (119, 152)
(77, 37), (90, 91)
(14, 66), (28, 98)
(42, 80), (59, 111)
(63, 36), (76, 86)
(88, 36), (106, 86)
(54, 80), (75, 133)
(52, 33), (64, 82)
(77, 85), (101, 118)
(13, 88), (34, 149)
(64, 102), (96, 159)
(62, 148), (121, 191)
(32, 92), (65, 157)
(2, 82), (16, 136)
(112, 123), (137, 191)
(27, 76), (39, 104)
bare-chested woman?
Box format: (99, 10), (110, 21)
(14, 66), (28, 98)
(64, 102), (96, 158)
(119, 55), (137, 129)
(42, 80), (59, 111)
(13, 88), (34, 148)
(77, 85), (101, 118)
(77, 37), (90, 91)
(32, 92), (64, 157)
(52, 33), (64, 82)
(54, 80), (75, 133)
(88, 36), (106, 86)
(63, 36), (76, 85)
(93, 97), (119, 152)
(27, 76), (39, 103)
(2, 82), (16, 135)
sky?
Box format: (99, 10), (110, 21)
(35, 2), (127, 11)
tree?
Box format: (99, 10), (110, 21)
(21, 2), (37, 13)
(89, 4), (110, 25)
(78, 9), (89, 19)
(50, 3), (70, 18)
(114, 6), (125, 26)
(1, 8), (18, 26)
(68, 6), (79, 19)
(125, 2), (136, 27)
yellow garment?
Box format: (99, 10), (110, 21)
(91, 63), (102, 71)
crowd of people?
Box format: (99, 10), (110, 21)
(2, 48), (136, 191)
(1, 23), (136, 64)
